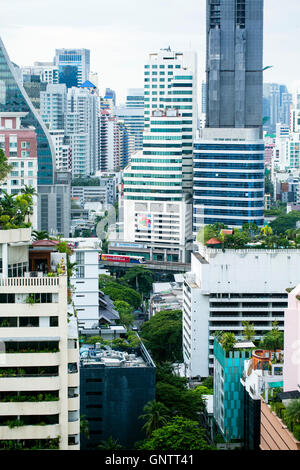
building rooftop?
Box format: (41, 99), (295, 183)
(80, 344), (155, 368)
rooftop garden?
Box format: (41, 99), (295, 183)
(72, 176), (102, 186)
(215, 321), (284, 356)
(197, 220), (300, 250)
(0, 190), (35, 230)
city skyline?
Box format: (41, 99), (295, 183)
(1, 0), (300, 104)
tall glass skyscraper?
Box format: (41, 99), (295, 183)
(193, 0), (265, 232)
(0, 37), (71, 237)
(0, 36), (55, 185)
(206, 0), (263, 133)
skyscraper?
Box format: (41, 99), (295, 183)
(114, 88), (144, 151)
(0, 37), (71, 236)
(206, 0), (263, 133)
(40, 84), (68, 131)
(65, 84), (100, 177)
(0, 37), (55, 185)
(54, 49), (90, 88)
(122, 48), (197, 263)
(193, 1), (265, 232)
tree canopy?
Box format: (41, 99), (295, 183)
(155, 382), (205, 421)
(140, 310), (183, 363)
(0, 191), (34, 230)
(120, 266), (154, 298)
(139, 400), (170, 437)
(99, 274), (142, 309)
(113, 300), (134, 328)
(260, 321), (284, 350)
(219, 332), (236, 355)
(270, 211), (300, 235)
(138, 416), (214, 451)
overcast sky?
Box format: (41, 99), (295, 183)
(1, 0), (300, 104)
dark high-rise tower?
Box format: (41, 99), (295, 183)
(206, 0), (264, 133)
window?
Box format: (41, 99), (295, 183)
(50, 317), (59, 327)
(21, 141), (30, 149)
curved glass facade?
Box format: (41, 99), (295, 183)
(0, 37), (55, 185)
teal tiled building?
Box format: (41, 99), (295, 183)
(213, 338), (253, 443)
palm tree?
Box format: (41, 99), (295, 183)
(220, 332), (236, 354)
(0, 191), (16, 215)
(97, 437), (124, 450)
(139, 400), (170, 437)
(32, 230), (50, 241)
(21, 185), (37, 196)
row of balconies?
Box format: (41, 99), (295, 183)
(209, 306), (286, 312)
(0, 373), (79, 391)
(0, 421), (79, 441)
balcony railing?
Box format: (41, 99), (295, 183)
(0, 277), (60, 288)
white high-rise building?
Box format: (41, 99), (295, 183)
(40, 84), (67, 131)
(0, 228), (80, 450)
(122, 48), (197, 263)
(66, 86), (100, 177)
(182, 243), (300, 379)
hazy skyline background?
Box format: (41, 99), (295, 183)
(1, 0), (299, 104)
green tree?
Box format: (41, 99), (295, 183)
(139, 400), (171, 437)
(242, 222), (260, 237)
(114, 300), (134, 328)
(220, 332), (236, 355)
(197, 223), (227, 244)
(224, 229), (250, 249)
(21, 185), (37, 196)
(104, 285), (141, 309)
(140, 310), (182, 362)
(0, 149), (12, 182)
(155, 382), (205, 421)
(120, 266), (154, 297)
(85, 336), (109, 346)
(138, 416), (214, 450)
(270, 212), (300, 235)
(201, 376), (213, 390)
(285, 399), (300, 424)
(193, 385), (213, 396)
(99, 274), (142, 308)
(242, 321), (256, 342)
(32, 230), (50, 241)
(265, 174), (274, 198)
(156, 363), (188, 390)
(80, 415), (90, 440)
(97, 437), (124, 450)
(260, 321), (284, 351)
